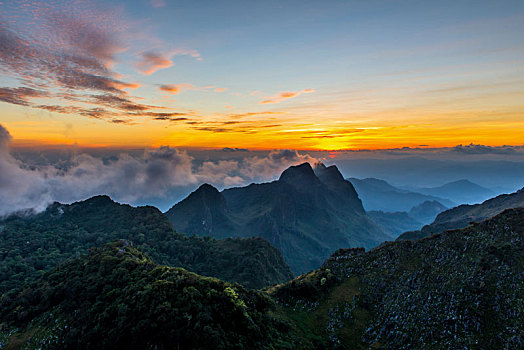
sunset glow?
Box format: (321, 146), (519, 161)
(0, 0), (523, 150)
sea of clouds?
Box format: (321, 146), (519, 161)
(0, 124), (318, 215)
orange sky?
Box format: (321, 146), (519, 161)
(4, 102), (524, 150)
(1, 0), (523, 151)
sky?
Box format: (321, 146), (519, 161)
(0, 0), (523, 150)
(1, 0), (524, 214)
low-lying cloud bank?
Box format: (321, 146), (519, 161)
(0, 124), (316, 216)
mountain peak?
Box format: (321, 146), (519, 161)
(71, 195), (116, 209)
(196, 183), (220, 193)
(184, 183), (223, 205)
(84, 194), (114, 203)
(278, 162), (319, 186)
(314, 163), (345, 184)
(313, 161), (326, 170)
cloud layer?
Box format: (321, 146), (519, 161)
(0, 124), (317, 215)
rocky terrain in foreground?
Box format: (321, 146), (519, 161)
(270, 208), (524, 349)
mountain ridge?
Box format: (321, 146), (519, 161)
(398, 187), (524, 241)
(269, 208), (524, 348)
(347, 177), (455, 212)
(1, 205), (522, 348)
(412, 179), (494, 205)
(166, 162), (391, 274)
(0, 195), (293, 292)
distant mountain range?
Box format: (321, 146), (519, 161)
(347, 177), (454, 212)
(166, 163), (392, 274)
(335, 157), (524, 194)
(407, 179), (495, 205)
(0, 195), (292, 292)
(367, 210), (422, 236)
(408, 199), (448, 223)
(368, 199), (450, 237)
(398, 187), (524, 241)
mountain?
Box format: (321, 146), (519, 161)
(0, 195), (292, 293)
(413, 179), (494, 205)
(269, 208), (524, 349)
(166, 183), (235, 237)
(347, 177), (455, 212)
(0, 241), (294, 349)
(3, 209), (522, 349)
(367, 210), (422, 236)
(398, 187), (524, 241)
(335, 157), (524, 193)
(408, 200), (448, 224)
(166, 163), (392, 275)
(367, 200), (447, 237)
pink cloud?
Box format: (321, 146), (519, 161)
(136, 52), (174, 75)
(0, 1), (167, 122)
(259, 88), (315, 104)
(279, 92), (299, 98)
(158, 84), (195, 94)
(0, 87), (50, 106)
(158, 84), (227, 95)
(135, 49), (202, 75)
(159, 85), (180, 94)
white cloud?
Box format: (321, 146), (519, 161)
(0, 124), (318, 215)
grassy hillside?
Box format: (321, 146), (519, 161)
(0, 195), (292, 293)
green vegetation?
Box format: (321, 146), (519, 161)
(0, 241), (295, 349)
(167, 163), (391, 274)
(0, 195), (293, 294)
(270, 208), (524, 349)
(1, 195), (522, 349)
